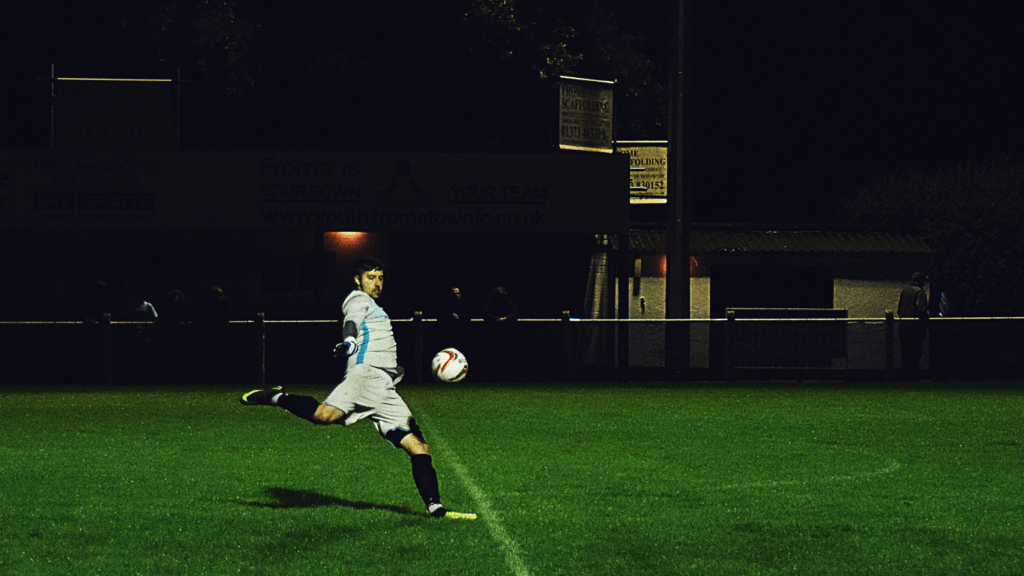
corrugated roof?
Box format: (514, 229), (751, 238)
(627, 230), (931, 255)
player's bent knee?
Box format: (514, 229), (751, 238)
(313, 404), (345, 425)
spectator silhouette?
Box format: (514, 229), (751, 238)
(483, 286), (518, 322)
(897, 272), (929, 379)
(162, 289), (190, 324)
(124, 291), (158, 383)
(482, 286), (520, 380)
(197, 286), (234, 383)
(198, 286), (232, 322)
(438, 286), (474, 322)
(131, 293), (158, 328)
(157, 289), (191, 383)
(435, 286), (474, 368)
(83, 280), (113, 323)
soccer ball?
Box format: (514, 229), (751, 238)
(431, 348), (469, 383)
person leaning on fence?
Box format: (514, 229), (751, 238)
(483, 286), (518, 322)
(130, 291), (159, 342)
(435, 286), (474, 365)
(198, 286), (232, 322)
(438, 286), (473, 322)
(162, 289), (190, 324)
(197, 286), (233, 383)
(897, 272), (929, 379)
(83, 280), (113, 324)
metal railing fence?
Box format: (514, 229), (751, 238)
(2, 313), (1023, 385)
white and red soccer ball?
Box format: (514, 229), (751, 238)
(431, 348), (469, 383)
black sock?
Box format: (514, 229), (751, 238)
(275, 394), (321, 423)
(410, 454), (442, 506)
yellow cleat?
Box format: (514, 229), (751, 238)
(240, 386), (282, 405)
(444, 511), (478, 520)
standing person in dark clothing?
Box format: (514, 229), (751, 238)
(436, 286), (475, 366)
(159, 289), (191, 383)
(897, 272), (929, 379)
(197, 286), (233, 383)
(83, 280), (113, 323)
(81, 280), (114, 384)
(438, 287), (473, 323)
(483, 286), (518, 322)
(198, 286), (232, 322)
(482, 286), (520, 380)
(162, 289), (190, 324)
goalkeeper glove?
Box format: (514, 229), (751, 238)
(334, 337), (359, 358)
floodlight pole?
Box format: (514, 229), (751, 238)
(666, 0), (691, 378)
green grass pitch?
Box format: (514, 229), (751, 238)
(1, 382), (1022, 575)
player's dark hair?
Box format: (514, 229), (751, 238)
(353, 257), (386, 279)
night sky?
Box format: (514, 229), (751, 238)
(616, 1), (1024, 223)
(3, 1), (1023, 225)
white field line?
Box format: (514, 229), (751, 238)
(718, 442), (901, 491)
(422, 415), (531, 576)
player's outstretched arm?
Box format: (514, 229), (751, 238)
(333, 321), (361, 357)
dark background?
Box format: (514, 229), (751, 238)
(2, 0), (1023, 226)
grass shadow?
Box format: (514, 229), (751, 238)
(244, 487), (418, 516)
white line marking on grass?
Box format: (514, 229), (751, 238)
(421, 414), (532, 576)
(717, 441), (902, 491)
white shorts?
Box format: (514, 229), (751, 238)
(323, 364), (414, 444)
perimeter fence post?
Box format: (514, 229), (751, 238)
(102, 313), (113, 386)
(562, 311), (576, 382)
(413, 311), (424, 383)
(725, 310), (735, 382)
(884, 310), (894, 381)
(256, 313), (265, 386)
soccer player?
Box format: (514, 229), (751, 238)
(241, 257), (473, 520)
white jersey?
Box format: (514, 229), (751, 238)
(342, 290), (398, 371)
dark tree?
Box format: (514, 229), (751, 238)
(3, 0), (667, 150)
(844, 158), (1024, 315)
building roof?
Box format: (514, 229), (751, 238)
(626, 230), (932, 255)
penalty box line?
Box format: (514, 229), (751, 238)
(420, 412), (531, 576)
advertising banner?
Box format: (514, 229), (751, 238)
(616, 142), (668, 204)
(53, 79), (178, 151)
(557, 77), (614, 153)
(0, 150), (628, 234)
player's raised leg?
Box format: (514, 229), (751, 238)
(240, 387), (327, 424)
(239, 386), (282, 405)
